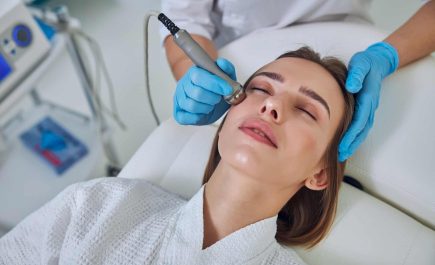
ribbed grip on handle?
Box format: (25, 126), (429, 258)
(157, 13), (179, 35)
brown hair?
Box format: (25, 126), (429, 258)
(202, 46), (355, 248)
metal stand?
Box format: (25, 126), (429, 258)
(0, 7), (124, 231)
(50, 6), (122, 173)
(65, 33), (121, 170)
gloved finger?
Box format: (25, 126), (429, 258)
(346, 102), (375, 157)
(190, 66), (233, 97)
(174, 109), (206, 125)
(343, 71), (379, 157)
(216, 58), (237, 81)
(184, 82), (222, 105)
(372, 86), (381, 110)
(346, 54), (371, 93)
(338, 93), (371, 154)
(338, 149), (348, 163)
(176, 85), (214, 114)
(173, 94), (205, 125)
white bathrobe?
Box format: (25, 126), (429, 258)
(0, 177), (306, 265)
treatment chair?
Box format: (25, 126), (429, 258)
(118, 21), (435, 264)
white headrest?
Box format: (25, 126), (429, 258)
(118, 119), (217, 198)
(218, 21), (435, 229)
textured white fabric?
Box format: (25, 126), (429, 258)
(159, 0), (372, 47)
(0, 177), (306, 265)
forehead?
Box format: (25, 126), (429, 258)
(260, 57), (339, 91)
(256, 57), (345, 120)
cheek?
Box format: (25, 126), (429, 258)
(217, 117), (264, 172)
(221, 93), (262, 133)
(217, 108), (276, 177)
(226, 93), (257, 118)
(278, 123), (326, 176)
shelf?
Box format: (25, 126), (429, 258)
(0, 103), (104, 228)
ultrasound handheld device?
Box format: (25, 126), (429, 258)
(157, 13), (246, 105)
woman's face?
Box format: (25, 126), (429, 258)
(218, 57), (345, 189)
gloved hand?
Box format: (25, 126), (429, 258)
(338, 42), (399, 162)
(173, 58), (236, 125)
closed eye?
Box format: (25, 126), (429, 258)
(250, 87), (270, 94)
(248, 86), (317, 121)
(297, 107), (317, 121)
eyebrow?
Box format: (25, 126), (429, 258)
(253, 71), (331, 118)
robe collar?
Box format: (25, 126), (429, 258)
(165, 184), (279, 264)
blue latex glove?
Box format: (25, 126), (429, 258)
(338, 42), (399, 162)
(173, 58), (236, 125)
(40, 130), (66, 151)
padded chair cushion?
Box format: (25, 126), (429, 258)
(296, 183), (435, 265)
(118, 119), (216, 199)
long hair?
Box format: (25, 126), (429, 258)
(202, 46), (355, 248)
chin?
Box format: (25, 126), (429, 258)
(219, 144), (264, 174)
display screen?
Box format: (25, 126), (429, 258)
(0, 53), (12, 82)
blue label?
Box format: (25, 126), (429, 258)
(20, 117), (89, 175)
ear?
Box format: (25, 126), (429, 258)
(304, 167), (328, 191)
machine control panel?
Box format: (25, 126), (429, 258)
(0, 23), (34, 83)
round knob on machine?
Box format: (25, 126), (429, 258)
(12, 24), (33, 48)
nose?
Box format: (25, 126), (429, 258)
(259, 95), (285, 123)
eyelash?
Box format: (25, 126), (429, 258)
(250, 87), (317, 121)
(251, 87), (269, 94)
(297, 107), (317, 121)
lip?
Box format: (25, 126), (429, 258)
(238, 118), (278, 148)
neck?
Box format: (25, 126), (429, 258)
(202, 161), (298, 249)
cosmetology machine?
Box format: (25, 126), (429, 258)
(0, 0), (50, 102)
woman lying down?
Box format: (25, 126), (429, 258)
(0, 46), (354, 265)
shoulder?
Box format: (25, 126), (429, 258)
(74, 177), (182, 197)
(266, 242), (308, 265)
(62, 177), (187, 240)
(71, 177), (186, 214)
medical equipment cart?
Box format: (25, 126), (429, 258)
(0, 29), (121, 234)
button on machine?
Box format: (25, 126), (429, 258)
(12, 24), (32, 47)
